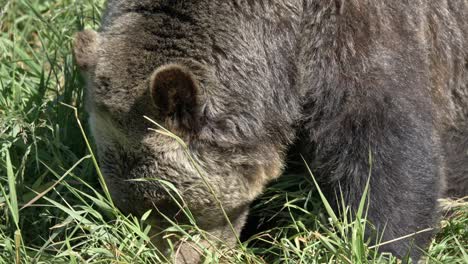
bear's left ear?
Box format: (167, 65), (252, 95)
(150, 64), (200, 131)
(73, 29), (99, 71)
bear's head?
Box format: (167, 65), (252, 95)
(73, 27), (287, 262)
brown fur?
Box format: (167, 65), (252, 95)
(74, 1), (467, 262)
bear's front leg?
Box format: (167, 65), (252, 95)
(303, 89), (443, 261)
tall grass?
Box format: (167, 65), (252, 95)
(0, 1), (466, 263)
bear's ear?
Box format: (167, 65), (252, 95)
(150, 64), (200, 131)
(73, 29), (99, 71)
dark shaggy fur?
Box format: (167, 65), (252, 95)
(74, 0), (468, 263)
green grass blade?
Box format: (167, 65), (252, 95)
(301, 156), (340, 228)
(5, 149), (19, 227)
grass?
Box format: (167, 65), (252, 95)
(0, 1), (467, 263)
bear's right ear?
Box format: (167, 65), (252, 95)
(150, 64), (200, 132)
(73, 29), (98, 71)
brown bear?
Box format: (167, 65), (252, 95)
(74, 0), (468, 263)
